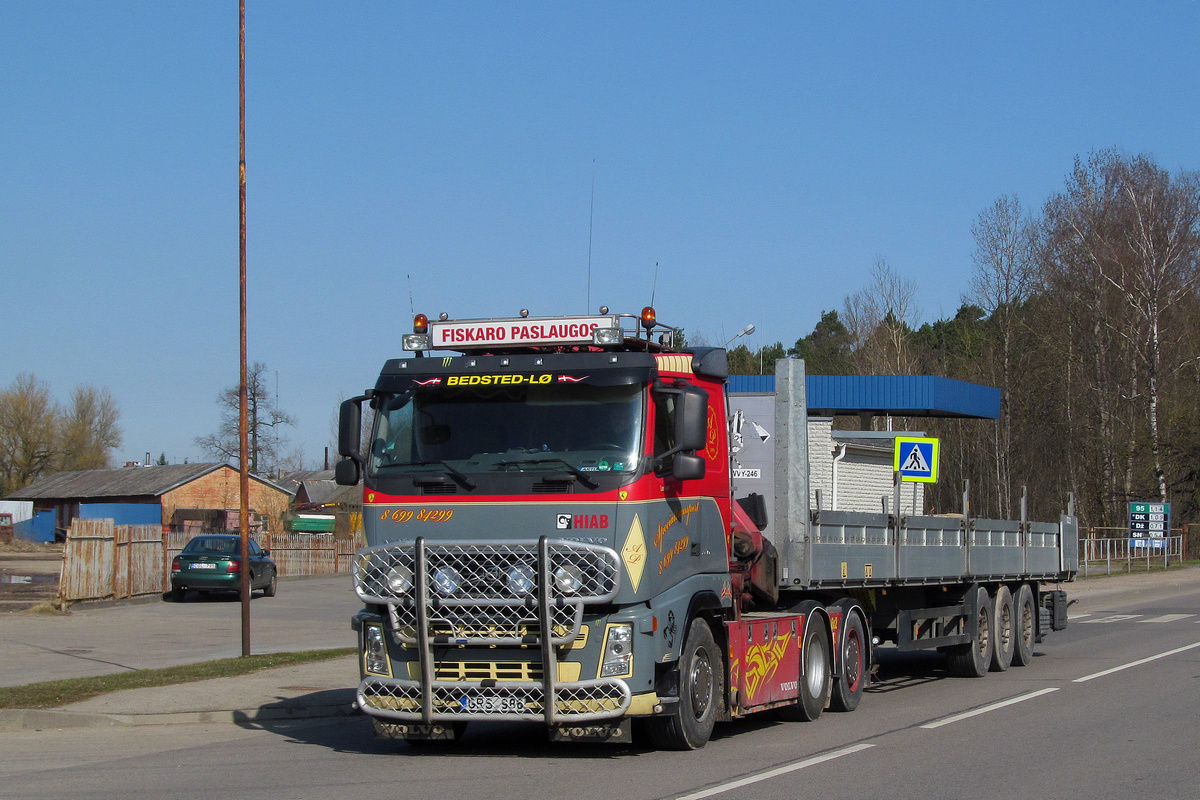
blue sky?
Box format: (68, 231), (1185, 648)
(2, 3), (1197, 469)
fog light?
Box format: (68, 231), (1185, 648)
(507, 564), (536, 595)
(554, 565), (583, 595)
(403, 333), (431, 351)
(592, 327), (623, 346)
(386, 564), (413, 596)
(432, 566), (462, 596)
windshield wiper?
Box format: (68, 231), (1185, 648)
(496, 458), (599, 489)
(406, 460), (477, 490)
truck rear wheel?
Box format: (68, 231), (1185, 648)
(776, 613), (830, 721)
(990, 586), (1014, 672)
(829, 611), (866, 712)
(946, 586), (993, 678)
(1011, 584), (1036, 666)
(645, 618), (722, 750)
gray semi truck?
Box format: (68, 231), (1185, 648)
(336, 307), (1075, 749)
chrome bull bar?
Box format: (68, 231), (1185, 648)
(354, 536), (623, 725)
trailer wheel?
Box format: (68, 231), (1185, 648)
(990, 586), (1014, 672)
(776, 614), (830, 721)
(645, 618), (722, 750)
(946, 586), (993, 678)
(829, 611), (866, 712)
(1011, 584), (1036, 666)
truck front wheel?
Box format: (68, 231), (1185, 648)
(645, 618), (722, 750)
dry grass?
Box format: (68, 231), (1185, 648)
(0, 647), (357, 709)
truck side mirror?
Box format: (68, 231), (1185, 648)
(675, 387), (708, 452)
(672, 453), (706, 481)
(334, 458), (360, 486)
(339, 398), (362, 459)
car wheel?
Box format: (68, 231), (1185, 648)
(263, 569), (277, 598)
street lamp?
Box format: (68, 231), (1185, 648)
(721, 324), (756, 348)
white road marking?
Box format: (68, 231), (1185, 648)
(1068, 613), (1092, 620)
(1139, 614), (1194, 624)
(1076, 614), (1142, 624)
(1074, 640), (1200, 683)
(920, 688), (1059, 729)
(672, 743), (875, 800)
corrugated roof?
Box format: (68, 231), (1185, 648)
(297, 480), (361, 506)
(4, 463), (291, 501)
(279, 469), (335, 493)
(727, 374), (1000, 420)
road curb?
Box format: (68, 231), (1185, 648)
(0, 702), (360, 731)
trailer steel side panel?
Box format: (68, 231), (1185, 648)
(809, 510), (894, 584)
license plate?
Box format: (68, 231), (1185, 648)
(191, 563), (217, 570)
(462, 695), (525, 713)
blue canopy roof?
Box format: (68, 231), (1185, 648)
(726, 374), (1000, 420)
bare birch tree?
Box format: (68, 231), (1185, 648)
(843, 258), (920, 375)
(969, 195), (1036, 517)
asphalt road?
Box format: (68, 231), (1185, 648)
(0, 573), (1197, 800)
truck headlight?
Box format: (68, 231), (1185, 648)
(365, 624), (390, 675)
(432, 566), (462, 596)
(600, 624), (633, 677)
(506, 564), (536, 595)
(554, 565), (583, 595)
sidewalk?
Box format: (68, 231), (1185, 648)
(0, 654), (361, 731)
(1, 566), (1195, 731)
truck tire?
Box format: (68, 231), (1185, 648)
(946, 586), (993, 678)
(990, 586), (1014, 672)
(829, 611), (866, 712)
(1012, 584), (1036, 666)
(776, 613), (830, 721)
(645, 618), (722, 750)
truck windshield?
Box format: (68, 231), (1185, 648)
(368, 382), (644, 477)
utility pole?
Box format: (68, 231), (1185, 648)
(238, 0), (251, 657)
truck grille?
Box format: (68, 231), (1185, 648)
(354, 539), (621, 646)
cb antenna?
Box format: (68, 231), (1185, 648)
(587, 159), (595, 312)
(650, 261), (659, 307)
(407, 274), (415, 317)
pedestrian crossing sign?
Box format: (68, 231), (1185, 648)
(894, 437), (939, 483)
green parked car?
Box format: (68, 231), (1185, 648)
(170, 534), (278, 602)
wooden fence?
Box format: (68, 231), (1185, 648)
(60, 519), (360, 604)
(60, 520), (165, 603)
